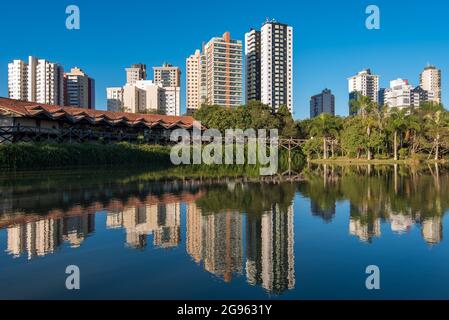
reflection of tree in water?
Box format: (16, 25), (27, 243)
(302, 165), (449, 245)
(194, 182), (296, 215)
(188, 182), (296, 295)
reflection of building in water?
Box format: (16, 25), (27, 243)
(349, 218), (381, 243)
(311, 201), (336, 223)
(203, 211), (243, 282)
(63, 215), (95, 248)
(246, 204), (295, 294)
(422, 216), (443, 245)
(106, 211), (123, 230)
(186, 203), (202, 264)
(107, 203), (181, 249)
(6, 214), (95, 260)
(389, 214), (414, 234)
(7, 219), (62, 260)
(186, 203), (243, 283)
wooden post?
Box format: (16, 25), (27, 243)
(288, 139), (292, 176)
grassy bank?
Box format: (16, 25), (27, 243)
(309, 157), (447, 166)
(0, 142), (172, 171)
(0, 142), (306, 174)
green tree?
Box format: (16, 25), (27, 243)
(386, 108), (411, 161)
(308, 114), (342, 159)
(425, 110), (449, 160)
(277, 105), (298, 137)
(341, 117), (367, 158)
(350, 94), (375, 118)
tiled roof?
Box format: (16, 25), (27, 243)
(0, 97), (199, 130)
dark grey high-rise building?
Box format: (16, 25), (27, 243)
(378, 88), (386, 107)
(245, 29), (261, 103)
(310, 89), (335, 118)
(412, 86), (433, 107)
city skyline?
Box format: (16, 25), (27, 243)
(0, 0), (448, 119)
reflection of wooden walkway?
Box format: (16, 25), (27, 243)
(180, 175), (305, 186)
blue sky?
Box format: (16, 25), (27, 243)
(0, 0), (447, 119)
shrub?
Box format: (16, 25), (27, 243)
(399, 148), (409, 160)
(0, 142), (172, 170)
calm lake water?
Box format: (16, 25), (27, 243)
(0, 165), (448, 300)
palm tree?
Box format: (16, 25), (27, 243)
(350, 94), (379, 160)
(386, 108), (410, 161)
(350, 94), (375, 119)
(404, 113), (421, 157)
(363, 114), (379, 160)
(309, 113), (341, 160)
(425, 110), (449, 160)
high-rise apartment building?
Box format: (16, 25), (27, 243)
(126, 63), (147, 85)
(412, 86), (434, 106)
(245, 29), (261, 103)
(7, 60), (28, 100)
(348, 69), (379, 113)
(378, 88), (386, 107)
(205, 32), (243, 108)
(186, 49), (207, 114)
(8, 56), (65, 106)
(108, 63), (180, 116)
(420, 65), (441, 104)
(153, 63), (181, 87)
(383, 78), (434, 110)
(106, 87), (124, 112)
(134, 80), (161, 114)
(64, 67), (95, 109)
(153, 63), (181, 116)
(260, 20), (294, 113)
(310, 89), (335, 118)
(123, 83), (147, 113)
(187, 32), (243, 112)
(159, 87), (181, 116)
(29, 57), (65, 105)
(384, 79), (415, 109)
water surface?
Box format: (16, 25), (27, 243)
(0, 165), (448, 299)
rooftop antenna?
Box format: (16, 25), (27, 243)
(264, 17), (277, 26)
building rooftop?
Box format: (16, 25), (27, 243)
(424, 64), (439, 71)
(262, 18), (289, 27)
(0, 97), (198, 129)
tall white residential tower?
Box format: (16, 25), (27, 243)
(420, 65), (442, 104)
(8, 56), (65, 106)
(260, 20), (294, 113)
(348, 69), (379, 114)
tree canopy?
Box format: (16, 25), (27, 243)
(193, 98), (449, 161)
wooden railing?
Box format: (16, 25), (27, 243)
(0, 126), (170, 144)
